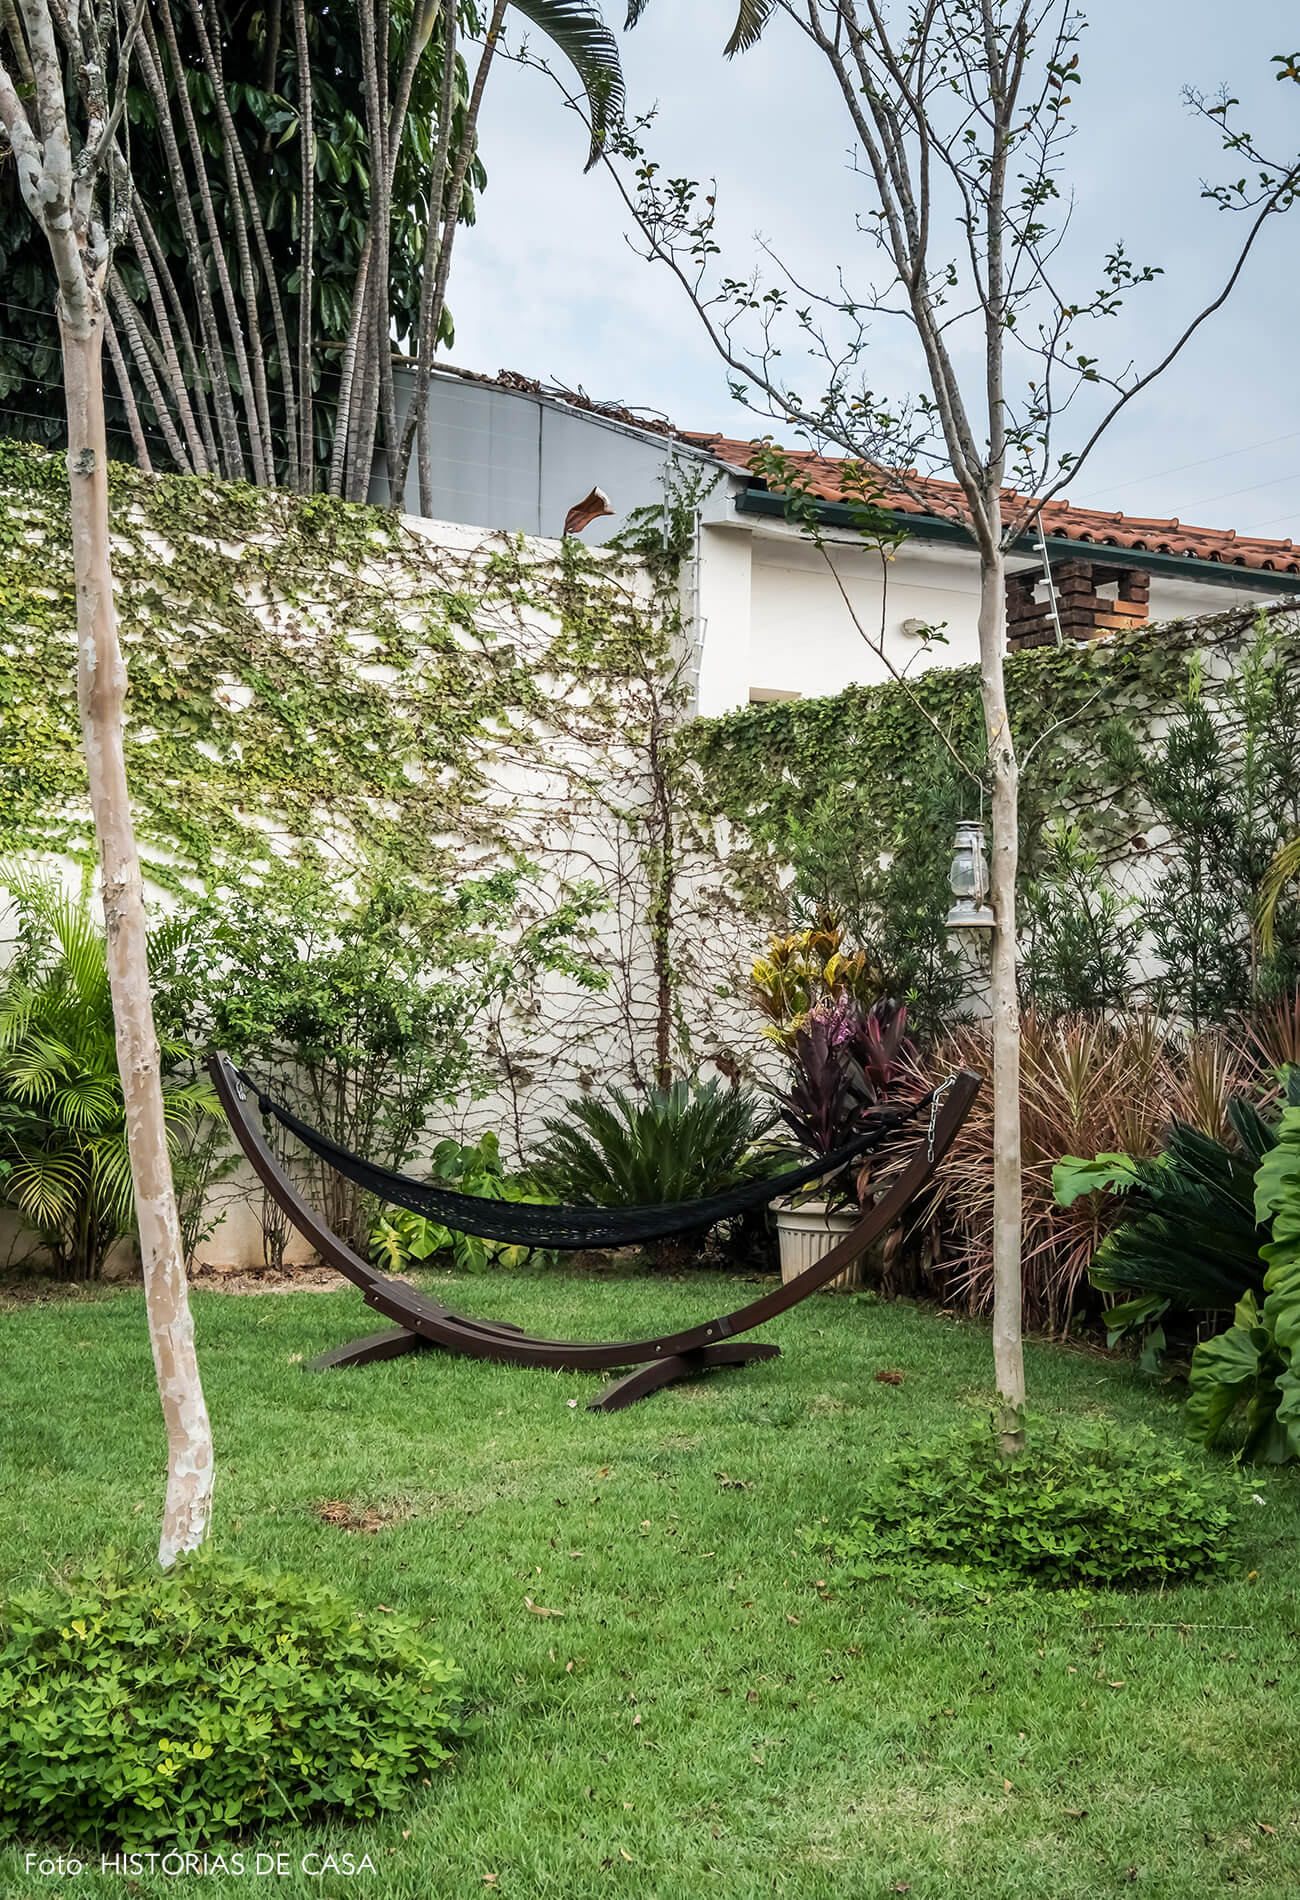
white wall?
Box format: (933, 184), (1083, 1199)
(693, 512), (1287, 713)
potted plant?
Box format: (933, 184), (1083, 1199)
(771, 997), (908, 1291)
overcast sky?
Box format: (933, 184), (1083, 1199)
(446, 0), (1299, 542)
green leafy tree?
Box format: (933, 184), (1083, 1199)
(162, 857), (604, 1248)
(0, 0), (623, 499)
(1109, 626), (1300, 1030)
(1020, 822), (1141, 1017)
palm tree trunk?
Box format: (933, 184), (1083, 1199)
(61, 304), (215, 1565)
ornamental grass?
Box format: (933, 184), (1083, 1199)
(919, 1011), (1255, 1333)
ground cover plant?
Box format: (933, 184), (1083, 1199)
(0, 1552), (464, 1847)
(817, 1420), (1244, 1594)
(2, 1276), (1299, 1899)
(370, 1132), (560, 1275)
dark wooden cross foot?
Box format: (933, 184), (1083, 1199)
(306, 1326), (428, 1372)
(587, 1340), (781, 1413)
(306, 1311), (533, 1373)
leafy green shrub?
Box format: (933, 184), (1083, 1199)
(0, 1552), (463, 1847)
(1188, 1091), (1300, 1462)
(0, 869), (217, 1279)
(538, 1078), (782, 1207)
(370, 1131), (558, 1273)
(819, 1422), (1244, 1592)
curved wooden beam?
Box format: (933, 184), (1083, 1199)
(209, 1055), (981, 1376)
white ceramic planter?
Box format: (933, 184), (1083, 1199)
(773, 1198), (865, 1293)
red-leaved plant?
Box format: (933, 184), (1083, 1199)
(916, 1012), (1255, 1333)
(774, 998), (911, 1208)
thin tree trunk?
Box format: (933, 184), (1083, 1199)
(392, 0), (457, 507)
(126, 207), (210, 472)
(396, 0), (505, 508)
(289, 0), (314, 489)
(141, 3), (252, 478)
(131, 201), (221, 470)
(109, 272), (194, 471)
(104, 314), (153, 473)
(977, 548), (1025, 1456)
(189, 0), (300, 489)
(60, 305), (214, 1565)
(342, 0), (385, 502)
(327, 232), (371, 495)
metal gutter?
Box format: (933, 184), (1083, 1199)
(733, 486), (1300, 595)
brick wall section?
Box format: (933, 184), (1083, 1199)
(1007, 560), (1151, 649)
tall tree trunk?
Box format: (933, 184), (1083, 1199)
(976, 547), (1025, 1456)
(289, 0), (314, 489)
(60, 304), (215, 1566)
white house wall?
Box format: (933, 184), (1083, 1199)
(695, 517), (1287, 713)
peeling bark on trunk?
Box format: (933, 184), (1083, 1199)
(61, 306), (215, 1565)
(977, 549), (1026, 1457)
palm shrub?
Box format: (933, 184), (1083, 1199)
(1187, 1080), (1300, 1462)
(537, 1079), (783, 1260)
(1055, 1091), (1284, 1345)
(0, 874), (215, 1278)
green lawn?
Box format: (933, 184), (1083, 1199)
(2, 1272), (1298, 1900)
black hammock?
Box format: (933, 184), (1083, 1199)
(238, 1071), (940, 1252)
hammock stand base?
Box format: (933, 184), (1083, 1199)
(304, 1327), (782, 1410)
(210, 1055), (980, 1412)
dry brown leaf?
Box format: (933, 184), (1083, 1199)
(524, 1596), (563, 1618)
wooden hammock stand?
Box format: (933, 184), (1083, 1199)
(210, 1054), (980, 1412)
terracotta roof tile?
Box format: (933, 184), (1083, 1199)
(684, 434), (1300, 576)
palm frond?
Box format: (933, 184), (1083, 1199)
(6, 1150), (90, 1230)
(623, 0), (772, 54)
(45, 1081), (122, 1131)
(509, 0), (624, 165)
(722, 0), (776, 55)
(89, 1135), (139, 1233)
(1260, 833), (1300, 955)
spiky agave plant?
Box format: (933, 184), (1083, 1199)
(0, 873), (216, 1279)
(537, 1078), (783, 1211)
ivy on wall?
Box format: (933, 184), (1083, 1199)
(0, 440), (692, 1147)
(0, 439), (678, 884)
(675, 597), (1300, 918)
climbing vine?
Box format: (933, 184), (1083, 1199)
(670, 598), (1300, 1041)
(676, 600), (1300, 907)
(0, 440), (690, 1148)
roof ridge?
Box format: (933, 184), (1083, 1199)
(696, 434), (1300, 574)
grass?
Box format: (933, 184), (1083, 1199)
(2, 1270), (1299, 1899)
